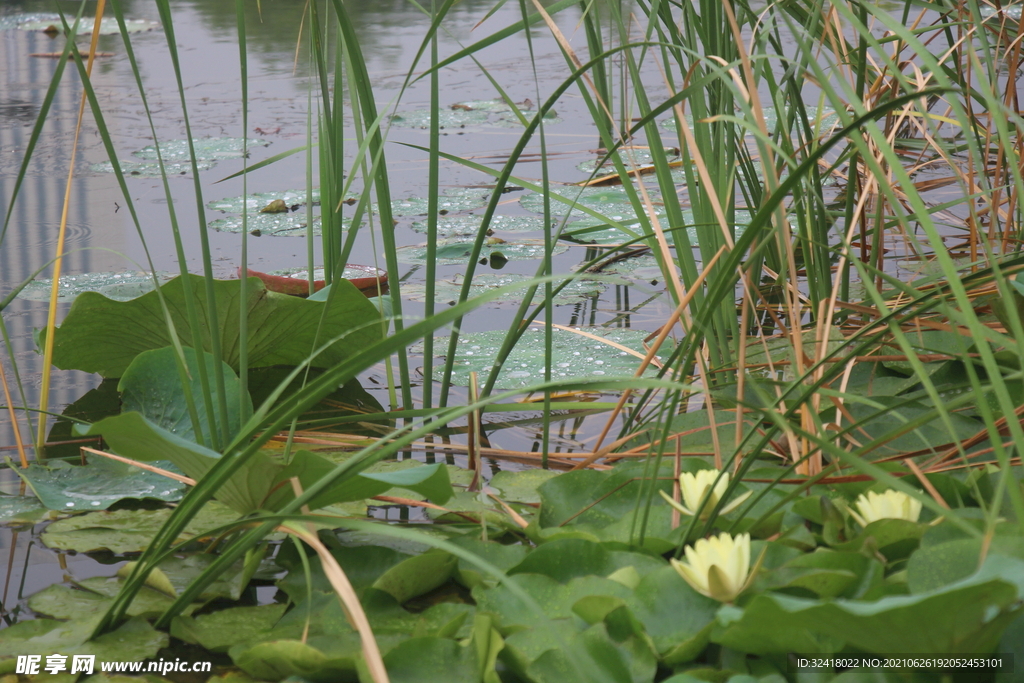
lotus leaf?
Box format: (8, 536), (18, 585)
(0, 494), (50, 525)
(119, 346), (251, 446)
(389, 108), (490, 129)
(520, 186), (665, 220)
(371, 549), (458, 604)
(384, 187), (490, 216)
(210, 212), (322, 236)
(43, 274), (383, 377)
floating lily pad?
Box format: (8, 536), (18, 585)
(13, 455), (186, 512)
(577, 148), (679, 174)
(40, 501), (240, 554)
(90, 159), (216, 177)
(579, 252), (680, 283)
(0, 14), (159, 34)
(403, 273), (604, 306)
(396, 237), (567, 265)
(660, 105), (839, 136)
(410, 214), (551, 236)
(492, 109), (562, 127)
(452, 99), (517, 112)
(385, 188), (491, 217)
(562, 209), (754, 245)
(17, 271), (176, 303)
(28, 578), (200, 621)
(133, 137), (269, 162)
(981, 4), (1023, 21)
(269, 264), (386, 282)
(207, 189), (321, 213)
(210, 212), (323, 236)
(432, 326), (672, 390)
(0, 494), (51, 526)
(520, 186), (665, 220)
(389, 108), (490, 129)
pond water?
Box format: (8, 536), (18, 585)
(0, 0), (677, 621)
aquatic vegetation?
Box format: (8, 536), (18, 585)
(3, 0), (1024, 678)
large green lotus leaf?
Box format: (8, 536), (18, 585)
(40, 500), (240, 554)
(775, 549), (880, 599)
(712, 555), (1024, 655)
(474, 573), (633, 631)
(13, 455), (186, 512)
(119, 346), (251, 446)
(403, 272), (605, 306)
(625, 566), (719, 664)
(371, 549), (458, 604)
(0, 617), (166, 675)
(273, 450), (453, 511)
(537, 461), (676, 530)
(247, 366), (389, 436)
(45, 274), (382, 377)
(434, 326), (673, 390)
(28, 577), (201, 621)
(171, 603), (288, 652)
(17, 271), (177, 303)
(79, 411), (280, 514)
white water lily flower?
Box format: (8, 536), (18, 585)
(658, 468), (753, 520)
(670, 532), (754, 603)
(849, 489), (922, 527)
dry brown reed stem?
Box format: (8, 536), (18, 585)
(0, 356), (28, 468)
(80, 447), (196, 485)
(36, 1), (107, 456)
(578, 247), (727, 469)
(282, 516), (390, 683)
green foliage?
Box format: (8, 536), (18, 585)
(42, 274), (382, 377)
